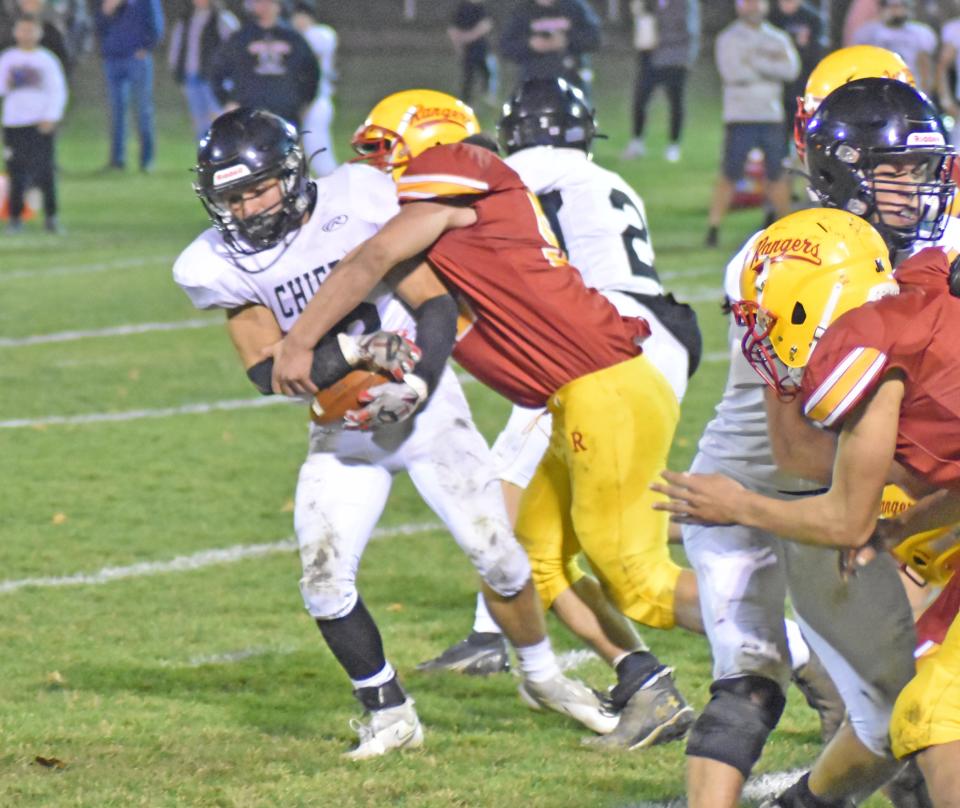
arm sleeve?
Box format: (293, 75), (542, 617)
(568, 0), (602, 55)
(44, 52), (68, 121)
(246, 332), (352, 395)
(408, 295), (457, 394)
(146, 0), (164, 49)
(748, 31), (800, 82)
(715, 29), (756, 84)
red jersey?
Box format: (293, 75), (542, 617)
(801, 248), (960, 489)
(396, 142), (649, 407)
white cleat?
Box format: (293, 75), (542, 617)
(664, 144), (682, 163)
(519, 672), (619, 735)
(343, 697), (424, 761)
(621, 137), (647, 159)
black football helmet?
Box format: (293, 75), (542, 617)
(498, 77), (597, 155)
(194, 108), (312, 254)
(804, 77), (955, 250)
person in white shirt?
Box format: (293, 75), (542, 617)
(290, 0), (337, 176)
(852, 0), (937, 92)
(0, 14), (67, 233)
(166, 0), (238, 140)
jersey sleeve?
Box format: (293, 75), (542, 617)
(396, 142), (504, 202)
(894, 246), (952, 294)
(343, 163), (400, 227)
(800, 307), (890, 429)
(172, 234), (250, 311)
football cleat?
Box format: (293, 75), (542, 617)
(791, 653), (846, 744)
(415, 632), (510, 676)
(343, 697), (424, 761)
(519, 671), (619, 735)
(583, 666), (694, 750)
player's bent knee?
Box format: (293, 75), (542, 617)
(300, 577), (358, 621)
(480, 543), (532, 599)
(686, 675), (786, 780)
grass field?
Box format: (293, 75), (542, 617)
(0, 37), (895, 807)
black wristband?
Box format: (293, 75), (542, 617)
(245, 333), (353, 395)
(410, 294), (458, 393)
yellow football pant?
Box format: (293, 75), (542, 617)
(891, 612), (960, 758)
(515, 354), (682, 629)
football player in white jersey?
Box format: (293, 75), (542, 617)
(667, 79), (957, 808)
(172, 108), (617, 760)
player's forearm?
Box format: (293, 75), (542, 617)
(737, 488), (878, 549)
(284, 244), (392, 351)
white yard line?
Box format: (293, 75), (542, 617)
(0, 396), (294, 428)
(0, 318), (219, 347)
(0, 521), (442, 595)
(1, 255), (176, 282)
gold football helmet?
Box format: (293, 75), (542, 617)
(882, 485), (960, 586)
(352, 89), (480, 179)
(733, 208), (897, 397)
(795, 46), (915, 159)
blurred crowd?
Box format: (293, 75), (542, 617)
(4, 0), (960, 237)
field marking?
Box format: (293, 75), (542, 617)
(0, 318), (220, 347)
(0, 255), (176, 282)
(0, 396), (295, 429)
(0, 521), (442, 595)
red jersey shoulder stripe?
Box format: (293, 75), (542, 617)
(397, 173), (490, 200)
(804, 346), (887, 427)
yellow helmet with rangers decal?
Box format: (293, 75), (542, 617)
(732, 208), (898, 398)
(351, 89), (481, 180)
(882, 485), (960, 587)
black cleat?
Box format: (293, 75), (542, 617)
(416, 632), (510, 675)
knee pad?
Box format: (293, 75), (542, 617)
(479, 540), (532, 598)
(300, 576), (357, 621)
(686, 675), (786, 780)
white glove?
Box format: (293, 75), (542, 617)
(338, 331), (422, 381)
(344, 375), (429, 430)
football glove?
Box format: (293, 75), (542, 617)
(338, 331), (422, 381)
(344, 375), (428, 430)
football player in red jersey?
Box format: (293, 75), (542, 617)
(267, 89), (700, 746)
(652, 216), (960, 806)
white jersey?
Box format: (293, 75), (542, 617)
(698, 216), (960, 494)
(693, 232), (821, 495)
(505, 146), (661, 297)
(173, 163), (410, 339)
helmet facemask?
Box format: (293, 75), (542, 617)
(811, 144), (955, 250)
(731, 300), (803, 399)
(196, 146), (310, 255)
(350, 124), (412, 176)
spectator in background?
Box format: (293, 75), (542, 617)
(768, 0), (824, 147)
(94, 0), (164, 172)
(167, 0), (238, 140)
(851, 0), (936, 92)
(208, 0), (318, 129)
(938, 2), (960, 149)
(500, 0), (601, 96)
(621, 0), (700, 163)
(448, 0), (498, 107)
(0, 14), (67, 232)
(705, 0), (799, 248)
(5, 0), (70, 74)
(290, 0), (337, 176)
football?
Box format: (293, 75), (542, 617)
(310, 369), (390, 425)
